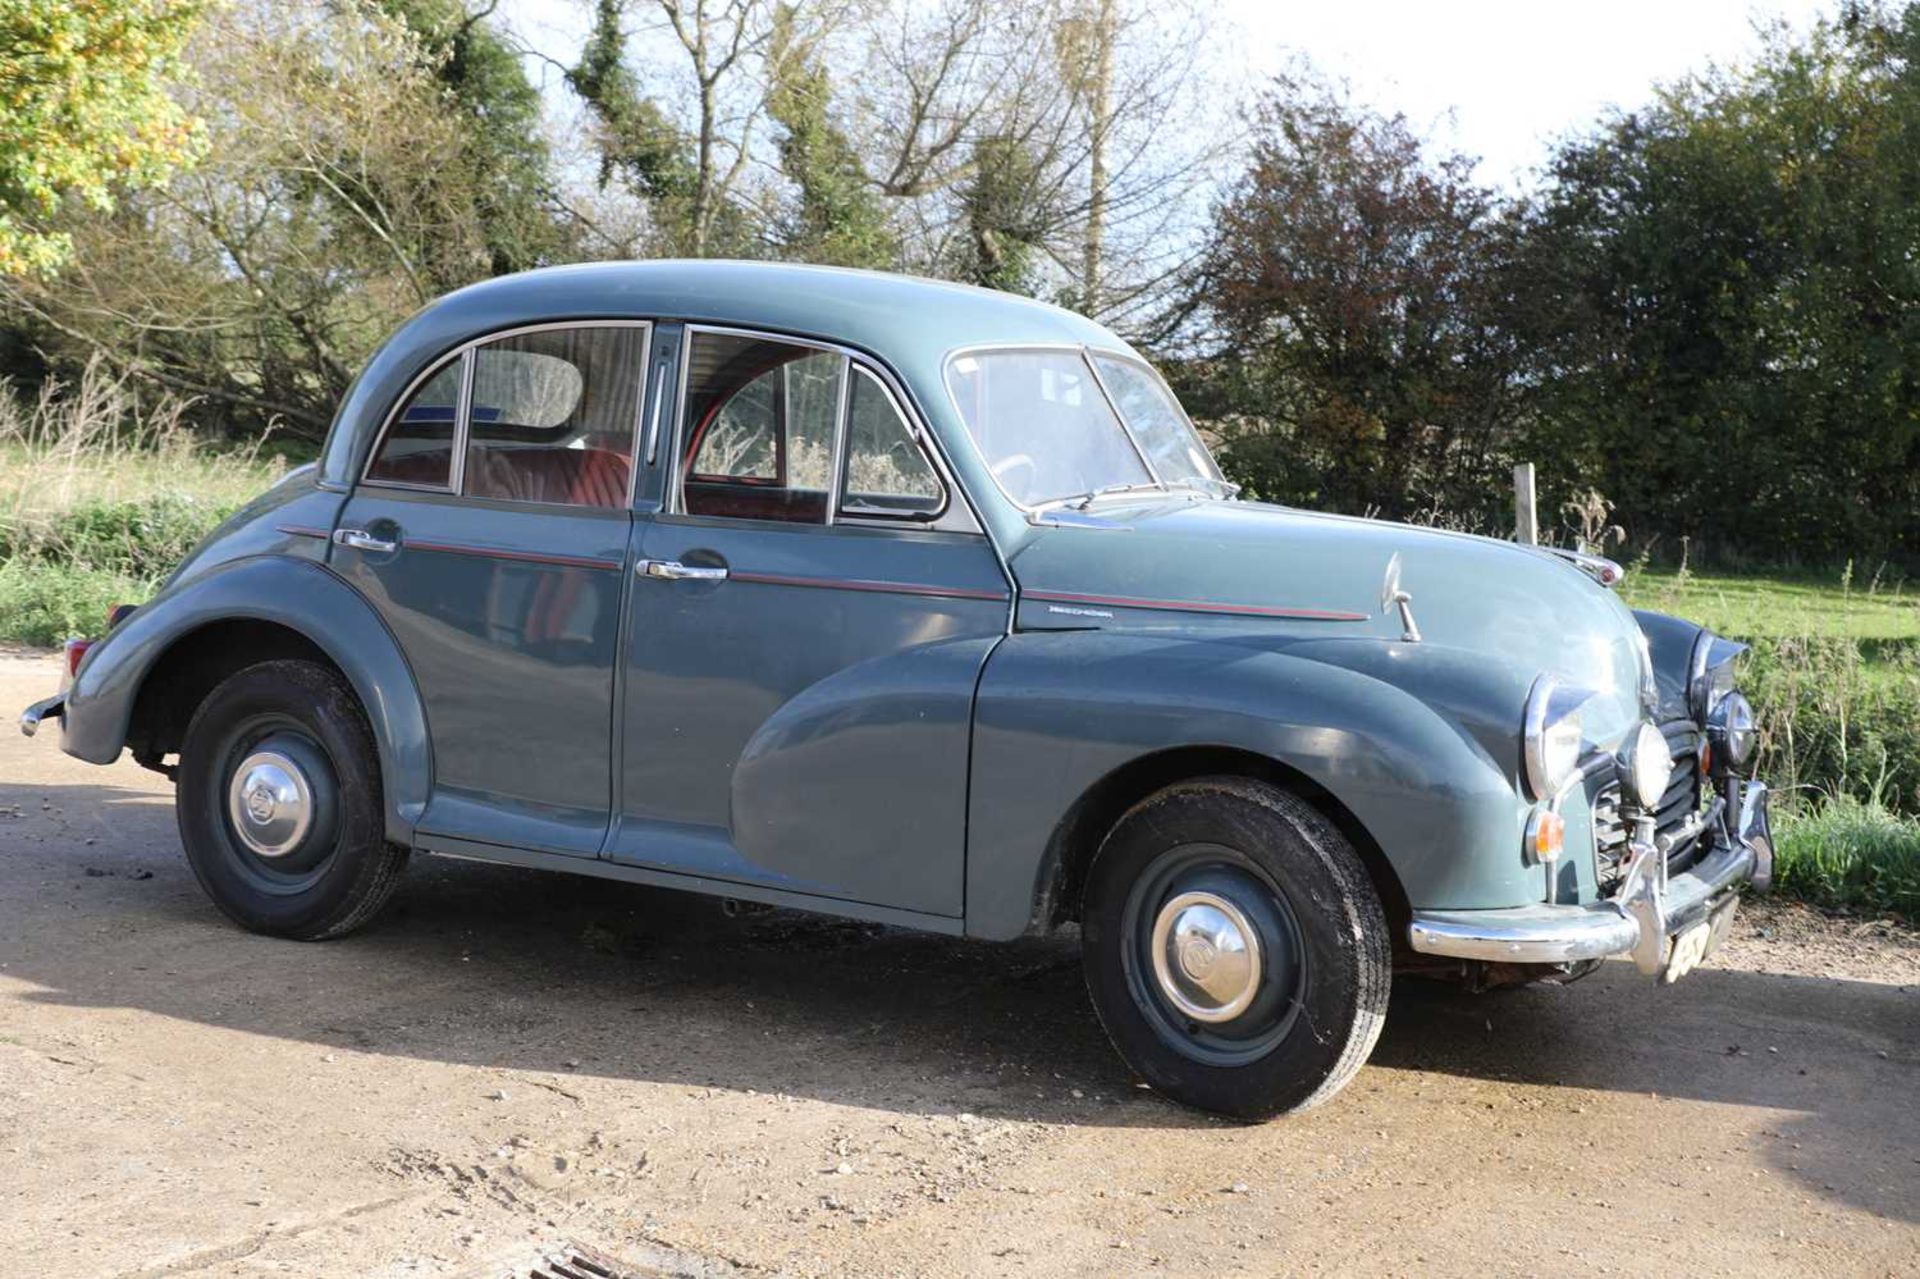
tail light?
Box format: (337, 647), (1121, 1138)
(61, 605), (131, 684)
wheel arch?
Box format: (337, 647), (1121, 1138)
(1030, 745), (1412, 943)
(127, 618), (339, 766)
(61, 556), (432, 844)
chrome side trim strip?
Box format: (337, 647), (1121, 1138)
(729, 569), (1006, 603)
(1025, 589), (1368, 623)
(405, 539), (624, 572)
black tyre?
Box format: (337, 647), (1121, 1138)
(176, 659), (407, 940)
(1081, 777), (1390, 1119)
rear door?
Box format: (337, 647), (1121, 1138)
(611, 327), (1008, 917)
(331, 322), (649, 856)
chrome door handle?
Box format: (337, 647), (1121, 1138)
(333, 528), (397, 554)
(638, 558), (728, 582)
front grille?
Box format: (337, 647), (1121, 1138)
(1593, 719), (1705, 893)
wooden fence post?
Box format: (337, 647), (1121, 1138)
(1514, 462), (1538, 545)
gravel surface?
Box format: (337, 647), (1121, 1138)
(1, 652), (1915, 1277)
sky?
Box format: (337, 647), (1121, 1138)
(1224, 0), (1834, 188)
(500, 0), (1836, 192)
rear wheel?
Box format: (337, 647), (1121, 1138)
(1081, 777), (1390, 1119)
(176, 659), (406, 940)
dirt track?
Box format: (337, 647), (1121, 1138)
(1, 651), (1916, 1277)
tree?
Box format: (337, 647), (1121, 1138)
(1514, 1), (1920, 562)
(859, 0), (1224, 321)
(555, 0), (1223, 322)
(764, 2), (896, 267)
(1, 1), (493, 438)
(957, 135), (1047, 292)
(1056, 0), (1114, 316)
(567, 0), (698, 216)
(0, 0), (203, 276)
(379, 0), (569, 276)
(1183, 72), (1524, 523)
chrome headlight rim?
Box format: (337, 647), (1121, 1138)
(1620, 720), (1673, 809)
(1707, 690), (1757, 770)
(1523, 675), (1589, 801)
(1688, 631), (1748, 723)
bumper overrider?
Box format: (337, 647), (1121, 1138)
(20, 632), (101, 739)
(1408, 781), (1772, 981)
(19, 693), (63, 738)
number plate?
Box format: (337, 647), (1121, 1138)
(1663, 897), (1738, 984)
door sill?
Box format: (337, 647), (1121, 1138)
(416, 833), (967, 936)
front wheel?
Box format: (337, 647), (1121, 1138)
(176, 659), (407, 940)
(1081, 778), (1390, 1119)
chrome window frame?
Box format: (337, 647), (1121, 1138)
(1084, 348), (1226, 486)
(667, 323), (961, 531)
(358, 320), (655, 511)
(359, 348), (467, 495)
(837, 365), (952, 524)
(941, 341), (1225, 514)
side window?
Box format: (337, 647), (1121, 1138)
(839, 368), (943, 521)
(682, 331), (843, 524)
(464, 326), (644, 509)
(366, 360), (462, 488)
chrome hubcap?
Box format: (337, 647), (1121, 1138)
(1150, 891), (1263, 1023)
(226, 750), (313, 858)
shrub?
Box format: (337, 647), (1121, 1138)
(1772, 798), (1920, 920)
(1743, 637), (1920, 817)
(0, 359), (280, 644)
(0, 560), (149, 646)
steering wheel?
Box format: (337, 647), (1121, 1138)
(991, 452), (1036, 501)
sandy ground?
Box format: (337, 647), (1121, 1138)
(0, 650), (1915, 1278)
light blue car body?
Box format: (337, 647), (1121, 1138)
(44, 261), (1730, 946)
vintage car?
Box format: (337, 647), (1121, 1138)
(18, 261), (1771, 1118)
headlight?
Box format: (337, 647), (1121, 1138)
(1688, 632), (1749, 721)
(1621, 720), (1673, 808)
(1523, 676), (1587, 800)
(1707, 691), (1757, 769)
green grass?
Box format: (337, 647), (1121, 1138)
(1623, 562), (1919, 919)
(0, 560), (156, 647)
(1772, 798), (1920, 919)
(1620, 564), (1919, 645)
(0, 452), (279, 645)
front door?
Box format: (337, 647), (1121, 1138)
(333, 322), (650, 856)
(612, 328), (1007, 917)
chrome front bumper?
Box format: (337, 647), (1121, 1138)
(1408, 781), (1772, 978)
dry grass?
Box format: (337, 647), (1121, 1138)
(0, 360), (284, 644)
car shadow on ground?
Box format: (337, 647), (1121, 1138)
(1, 780), (1915, 1223)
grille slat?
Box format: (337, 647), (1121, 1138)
(1592, 719), (1706, 893)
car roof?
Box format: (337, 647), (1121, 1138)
(319, 260), (1126, 488)
(437, 260), (1117, 354)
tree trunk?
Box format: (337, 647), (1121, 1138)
(1081, 0), (1113, 318)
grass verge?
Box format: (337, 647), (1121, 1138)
(1772, 799), (1920, 920)
(0, 362), (283, 645)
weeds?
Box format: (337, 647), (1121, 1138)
(1773, 797), (1920, 919)
(0, 360), (282, 644)
(1743, 638), (1920, 817)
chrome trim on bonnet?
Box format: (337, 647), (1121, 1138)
(1538, 545), (1624, 587)
(1408, 781), (1769, 974)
